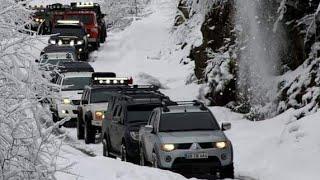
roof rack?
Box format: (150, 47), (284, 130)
(47, 3), (70, 11)
(162, 100), (207, 112)
(57, 62), (94, 73)
(70, 2), (103, 18)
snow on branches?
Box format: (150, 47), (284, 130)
(0, 1), (64, 179)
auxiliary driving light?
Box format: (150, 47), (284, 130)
(49, 40), (56, 45)
(63, 98), (71, 104)
(70, 40), (75, 46)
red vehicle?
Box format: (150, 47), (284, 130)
(52, 10), (101, 50)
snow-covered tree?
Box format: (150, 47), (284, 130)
(99, 0), (150, 30)
(0, 1), (64, 179)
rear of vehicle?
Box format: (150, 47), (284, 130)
(49, 21), (89, 60)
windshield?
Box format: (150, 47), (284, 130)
(64, 14), (94, 25)
(90, 90), (111, 103)
(159, 112), (219, 132)
(40, 59), (59, 65)
(52, 25), (85, 36)
(62, 77), (91, 91)
(126, 105), (158, 123)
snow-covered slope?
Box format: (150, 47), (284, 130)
(211, 107), (320, 180)
(90, 0), (200, 101)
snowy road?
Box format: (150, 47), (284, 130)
(47, 0), (320, 180)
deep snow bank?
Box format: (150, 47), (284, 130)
(211, 107), (320, 180)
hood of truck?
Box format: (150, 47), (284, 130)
(158, 131), (227, 144)
(61, 90), (83, 100)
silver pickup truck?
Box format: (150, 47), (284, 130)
(138, 101), (234, 179)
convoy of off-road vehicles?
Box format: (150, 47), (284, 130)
(34, 2), (235, 180)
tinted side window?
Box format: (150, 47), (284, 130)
(81, 89), (87, 100)
(112, 106), (119, 117)
(148, 112), (155, 125)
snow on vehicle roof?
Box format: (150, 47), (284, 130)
(58, 62), (94, 73)
(163, 105), (209, 114)
(62, 71), (93, 78)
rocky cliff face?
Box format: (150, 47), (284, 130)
(175, 0), (320, 118)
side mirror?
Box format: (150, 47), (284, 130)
(35, 59), (40, 63)
(145, 125), (154, 133)
(82, 100), (88, 105)
(221, 122), (231, 131)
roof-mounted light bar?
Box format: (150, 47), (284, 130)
(93, 77), (133, 85)
(29, 5), (45, 9)
(57, 20), (80, 24)
(76, 2), (94, 7)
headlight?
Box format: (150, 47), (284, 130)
(49, 40), (56, 44)
(129, 131), (139, 141)
(63, 98), (71, 104)
(77, 40), (84, 45)
(215, 141), (227, 149)
(39, 19), (45, 23)
(161, 144), (175, 152)
(70, 40), (75, 46)
(87, 34), (90, 37)
(35, 18), (40, 22)
(95, 111), (104, 121)
(58, 40), (63, 46)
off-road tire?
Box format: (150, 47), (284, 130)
(77, 117), (84, 140)
(102, 136), (116, 158)
(84, 120), (95, 144)
(139, 146), (148, 166)
(152, 152), (159, 168)
(219, 163), (234, 179)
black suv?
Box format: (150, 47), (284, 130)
(102, 86), (170, 163)
(49, 20), (89, 60)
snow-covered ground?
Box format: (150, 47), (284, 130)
(29, 0), (320, 179)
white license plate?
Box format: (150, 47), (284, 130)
(186, 152), (208, 159)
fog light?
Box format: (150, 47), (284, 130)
(62, 110), (69, 114)
(221, 153), (227, 160)
(165, 155), (172, 162)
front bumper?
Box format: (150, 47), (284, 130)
(157, 146), (233, 171)
(57, 104), (78, 119)
(88, 38), (98, 43)
(92, 120), (102, 127)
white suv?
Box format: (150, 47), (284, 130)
(51, 71), (93, 124)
